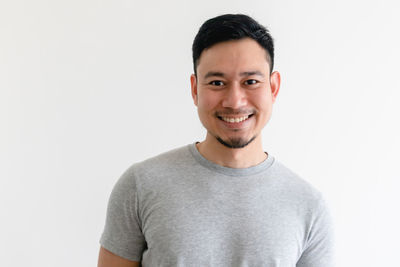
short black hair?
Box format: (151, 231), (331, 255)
(192, 14), (274, 75)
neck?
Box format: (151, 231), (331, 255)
(196, 133), (267, 169)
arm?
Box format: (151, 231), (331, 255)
(99, 168), (146, 265)
(98, 246), (140, 267)
(296, 197), (335, 267)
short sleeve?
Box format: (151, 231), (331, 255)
(99, 168), (146, 262)
(296, 196), (335, 267)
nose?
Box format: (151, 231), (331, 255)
(221, 82), (247, 109)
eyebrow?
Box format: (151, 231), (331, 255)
(240, 71), (265, 77)
(203, 71), (265, 79)
(204, 71), (225, 79)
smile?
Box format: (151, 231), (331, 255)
(218, 114), (253, 123)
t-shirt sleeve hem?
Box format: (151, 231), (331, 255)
(99, 237), (142, 262)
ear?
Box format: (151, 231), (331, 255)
(269, 71), (281, 104)
(190, 74), (198, 106)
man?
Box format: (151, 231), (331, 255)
(98, 14), (334, 267)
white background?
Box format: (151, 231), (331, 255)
(1, 0), (399, 266)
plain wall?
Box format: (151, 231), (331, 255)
(1, 0), (399, 266)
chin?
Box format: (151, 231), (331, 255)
(216, 135), (256, 149)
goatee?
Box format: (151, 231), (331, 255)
(216, 135), (256, 149)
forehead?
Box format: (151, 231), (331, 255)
(196, 38), (270, 76)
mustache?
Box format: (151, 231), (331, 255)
(215, 108), (255, 116)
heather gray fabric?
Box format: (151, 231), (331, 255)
(100, 143), (334, 267)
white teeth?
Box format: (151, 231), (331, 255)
(221, 115), (249, 123)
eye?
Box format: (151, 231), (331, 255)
(244, 79), (258, 85)
(209, 80), (225, 86)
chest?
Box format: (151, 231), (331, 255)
(139, 180), (306, 266)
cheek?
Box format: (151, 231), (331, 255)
(198, 93), (220, 111)
(252, 92), (268, 107)
(252, 92), (273, 118)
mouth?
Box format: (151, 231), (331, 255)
(217, 114), (254, 123)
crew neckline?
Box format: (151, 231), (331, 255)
(187, 142), (275, 177)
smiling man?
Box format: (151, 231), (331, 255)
(98, 14), (334, 267)
(191, 36), (280, 168)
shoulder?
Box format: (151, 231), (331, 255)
(117, 144), (195, 186)
(268, 159), (325, 207)
(133, 144), (193, 173)
(267, 159), (333, 236)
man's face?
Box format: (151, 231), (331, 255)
(191, 38), (280, 149)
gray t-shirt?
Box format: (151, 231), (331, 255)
(100, 143), (334, 266)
